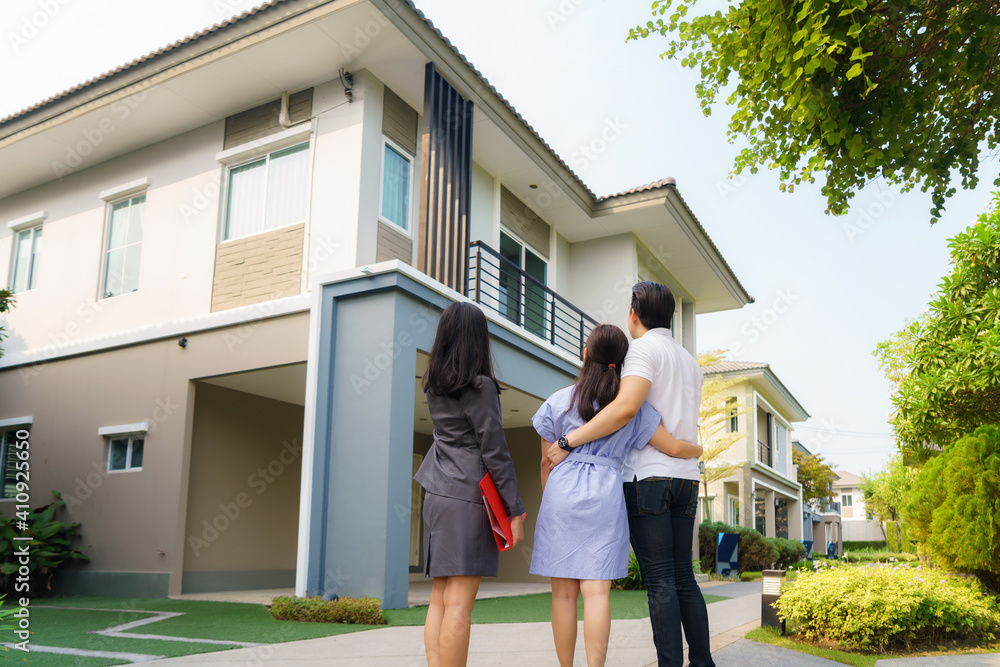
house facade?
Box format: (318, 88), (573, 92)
(795, 440), (844, 557)
(0, 0), (751, 608)
(834, 470), (884, 542)
(699, 362), (808, 544)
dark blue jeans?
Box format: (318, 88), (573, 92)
(625, 477), (714, 667)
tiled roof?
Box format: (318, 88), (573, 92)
(597, 177), (676, 201)
(702, 361), (769, 375)
(0, 0), (288, 126)
(834, 470), (862, 486)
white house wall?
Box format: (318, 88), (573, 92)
(566, 233), (636, 332)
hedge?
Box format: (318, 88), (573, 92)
(270, 596), (386, 625)
(842, 540), (887, 551)
(777, 562), (1000, 652)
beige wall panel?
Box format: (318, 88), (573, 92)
(376, 221), (413, 264)
(210, 223), (304, 312)
(500, 186), (550, 259)
(223, 88), (314, 150)
(382, 88), (418, 156)
(0, 312), (309, 595)
(183, 383), (302, 573)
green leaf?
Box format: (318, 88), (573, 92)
(846, 62), (863, 79)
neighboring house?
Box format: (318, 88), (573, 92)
(0, 0), (751, 608)
(794, 440), (844, 557)
(834, 470), (885, 542)
(699, 362), (808, 544)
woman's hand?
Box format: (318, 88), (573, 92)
(546, 441), (569, 469)
(510, 513), (526, 548)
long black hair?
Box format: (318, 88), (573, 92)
(571, 324), (629, 422)
(423, 302), (500, 398)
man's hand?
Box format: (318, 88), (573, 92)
(546, 442), (569, 469)
(510, 514), (525, 547)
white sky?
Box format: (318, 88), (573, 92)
(3, 0), (996, 476)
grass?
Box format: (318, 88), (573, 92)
(746, 624), (1000, 667)
(15, 590), (729, 665)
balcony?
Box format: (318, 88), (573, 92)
(467, 240), (596, 359)
(756, 439), (772, 467)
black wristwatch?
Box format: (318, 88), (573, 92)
(557, 435), (572, 451)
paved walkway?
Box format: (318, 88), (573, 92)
(147, 580), (833, 666)
(142, 580), (999, 665)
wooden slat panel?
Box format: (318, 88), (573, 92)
(376, 221), (413, 264)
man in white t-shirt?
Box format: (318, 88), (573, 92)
(547, 282), (714, 667)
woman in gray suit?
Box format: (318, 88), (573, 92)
(414, 302), (526, 666)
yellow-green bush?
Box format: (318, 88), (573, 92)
(776, 563), (1000, 652)
(270, 596), (386, 625)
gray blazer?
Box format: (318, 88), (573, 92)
(414, 376), (525, 518)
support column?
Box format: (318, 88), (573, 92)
(764, 489), (775, 538)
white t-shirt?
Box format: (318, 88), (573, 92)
(621, 327), (703, 482)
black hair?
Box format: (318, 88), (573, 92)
(630, 281), (675, 330)
(423, 302), (500, 398)
(571, 324), (630, 422)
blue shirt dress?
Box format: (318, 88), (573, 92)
(529, 386), (662, 580)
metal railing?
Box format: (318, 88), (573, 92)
(819, 500), (842, 514)
(467, 240), (596, 358)
(757, 439), (772, 467)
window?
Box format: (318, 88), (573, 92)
(108, 437), (144, 472)
(727, 397), (738, 433)
(380, 138), (412, 232)
(0, 429), (27, 498)
(224, 142), (310, 240)
(841, 494), (853, 507)
(103, 195), (145, 298)
(698, 496), (715, 522)
(499, 230), (548, 337)
(728, 496), (740, 526)
(10, 226), (42, 292)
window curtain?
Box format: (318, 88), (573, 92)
(264, 143), (309, 230)
(225, 158), (266, 239)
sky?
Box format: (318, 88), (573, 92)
(2, 0), (996, 477)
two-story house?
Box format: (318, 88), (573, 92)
(0, 0), (751, 608)
(834, 470), (883, 542)
(795, 440), (843, 557)
(699, 362), (808, 543)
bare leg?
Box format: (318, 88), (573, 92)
(425, 577), (448, 667)
(579, 579), (612, 667)
(550, 577), (581, 667)
(439, 575), (482, 667)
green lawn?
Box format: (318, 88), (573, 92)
(746, 625), (1000, 667)
(12, 591), (727, 666)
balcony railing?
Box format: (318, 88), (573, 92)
(819, 500), (842, 514)
(757, 439), (772, 467)
(467, 240), (596, 359)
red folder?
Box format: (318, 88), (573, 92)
(479, 472), (513, 551)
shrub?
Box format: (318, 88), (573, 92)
(842, 540), (887, 551)
(612, 550), (643, 590)
(739, 571), (762, 581)
(770, 537), (806, 569)
(777, 563), (1000, 652)
(841, 550), (918, 564)
(270, 596), (386, 625)
(0, 491), (88, 597)
(903, 424), (1000, 593)
(699, 521), (778, 574)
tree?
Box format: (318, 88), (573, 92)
(903, 424), (1000, 593)
(697, 350), (745, 521)
(860, 455), (915, 547)
(874, 196), (1000, 461)
(0, 289), (13, 359)
(629, 1), (1000, 222)
(792, 447), (837, 507)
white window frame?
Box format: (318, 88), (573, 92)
(841, 494), (853, 507)
(0, 421), (31, 501)
(99, 192), (146, 300)
(99, 423), (148, 474)
(8, 224), (43, 293)
(218, 133), (313, 243)
(378, 135), (414, 235)
(106, 436), (144, 473)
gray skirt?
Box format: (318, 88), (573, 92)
(423, 491), (499, 577)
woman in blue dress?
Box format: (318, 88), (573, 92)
(530, 324), (702, 667)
